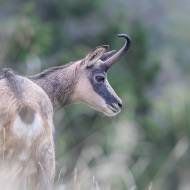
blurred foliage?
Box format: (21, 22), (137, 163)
(0, 0), (190, 190)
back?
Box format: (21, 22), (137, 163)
(0, 69), (55, 190)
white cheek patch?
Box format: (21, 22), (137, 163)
(12, 113), (44, 141)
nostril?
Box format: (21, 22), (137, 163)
(118, 102), (122, 108)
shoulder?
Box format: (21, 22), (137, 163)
(20, 76), (54, 115)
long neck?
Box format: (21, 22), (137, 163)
(29, 63), (79, 109)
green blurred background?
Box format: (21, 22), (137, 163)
(0, 0), (190, 189)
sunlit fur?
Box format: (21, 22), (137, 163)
(0, 74), (55, 190)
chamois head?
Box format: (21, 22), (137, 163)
(73, 34), (131, 117)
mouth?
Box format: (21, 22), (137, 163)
(109, 105), (120, 113)
(105, 103), (121, 117)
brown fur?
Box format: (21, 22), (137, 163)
(30, 61), (81, 109)
(0, 73), (55, 190)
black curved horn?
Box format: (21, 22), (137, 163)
(117, 33), (131, 51)
(104, 33), (131, 69)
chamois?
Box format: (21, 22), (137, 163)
(0, 68), (54, 190)
(0, 34), (131, 189)
(30, 34), (131, 116)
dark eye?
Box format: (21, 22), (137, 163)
(95, 75), (105, 83)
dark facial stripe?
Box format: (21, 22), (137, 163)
(89, 69), (119, 106)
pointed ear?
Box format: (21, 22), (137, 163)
(84, 45), (108, 67)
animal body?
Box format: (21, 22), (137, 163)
(0, 69), (55, 190)
(0, 34), (131, 189)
